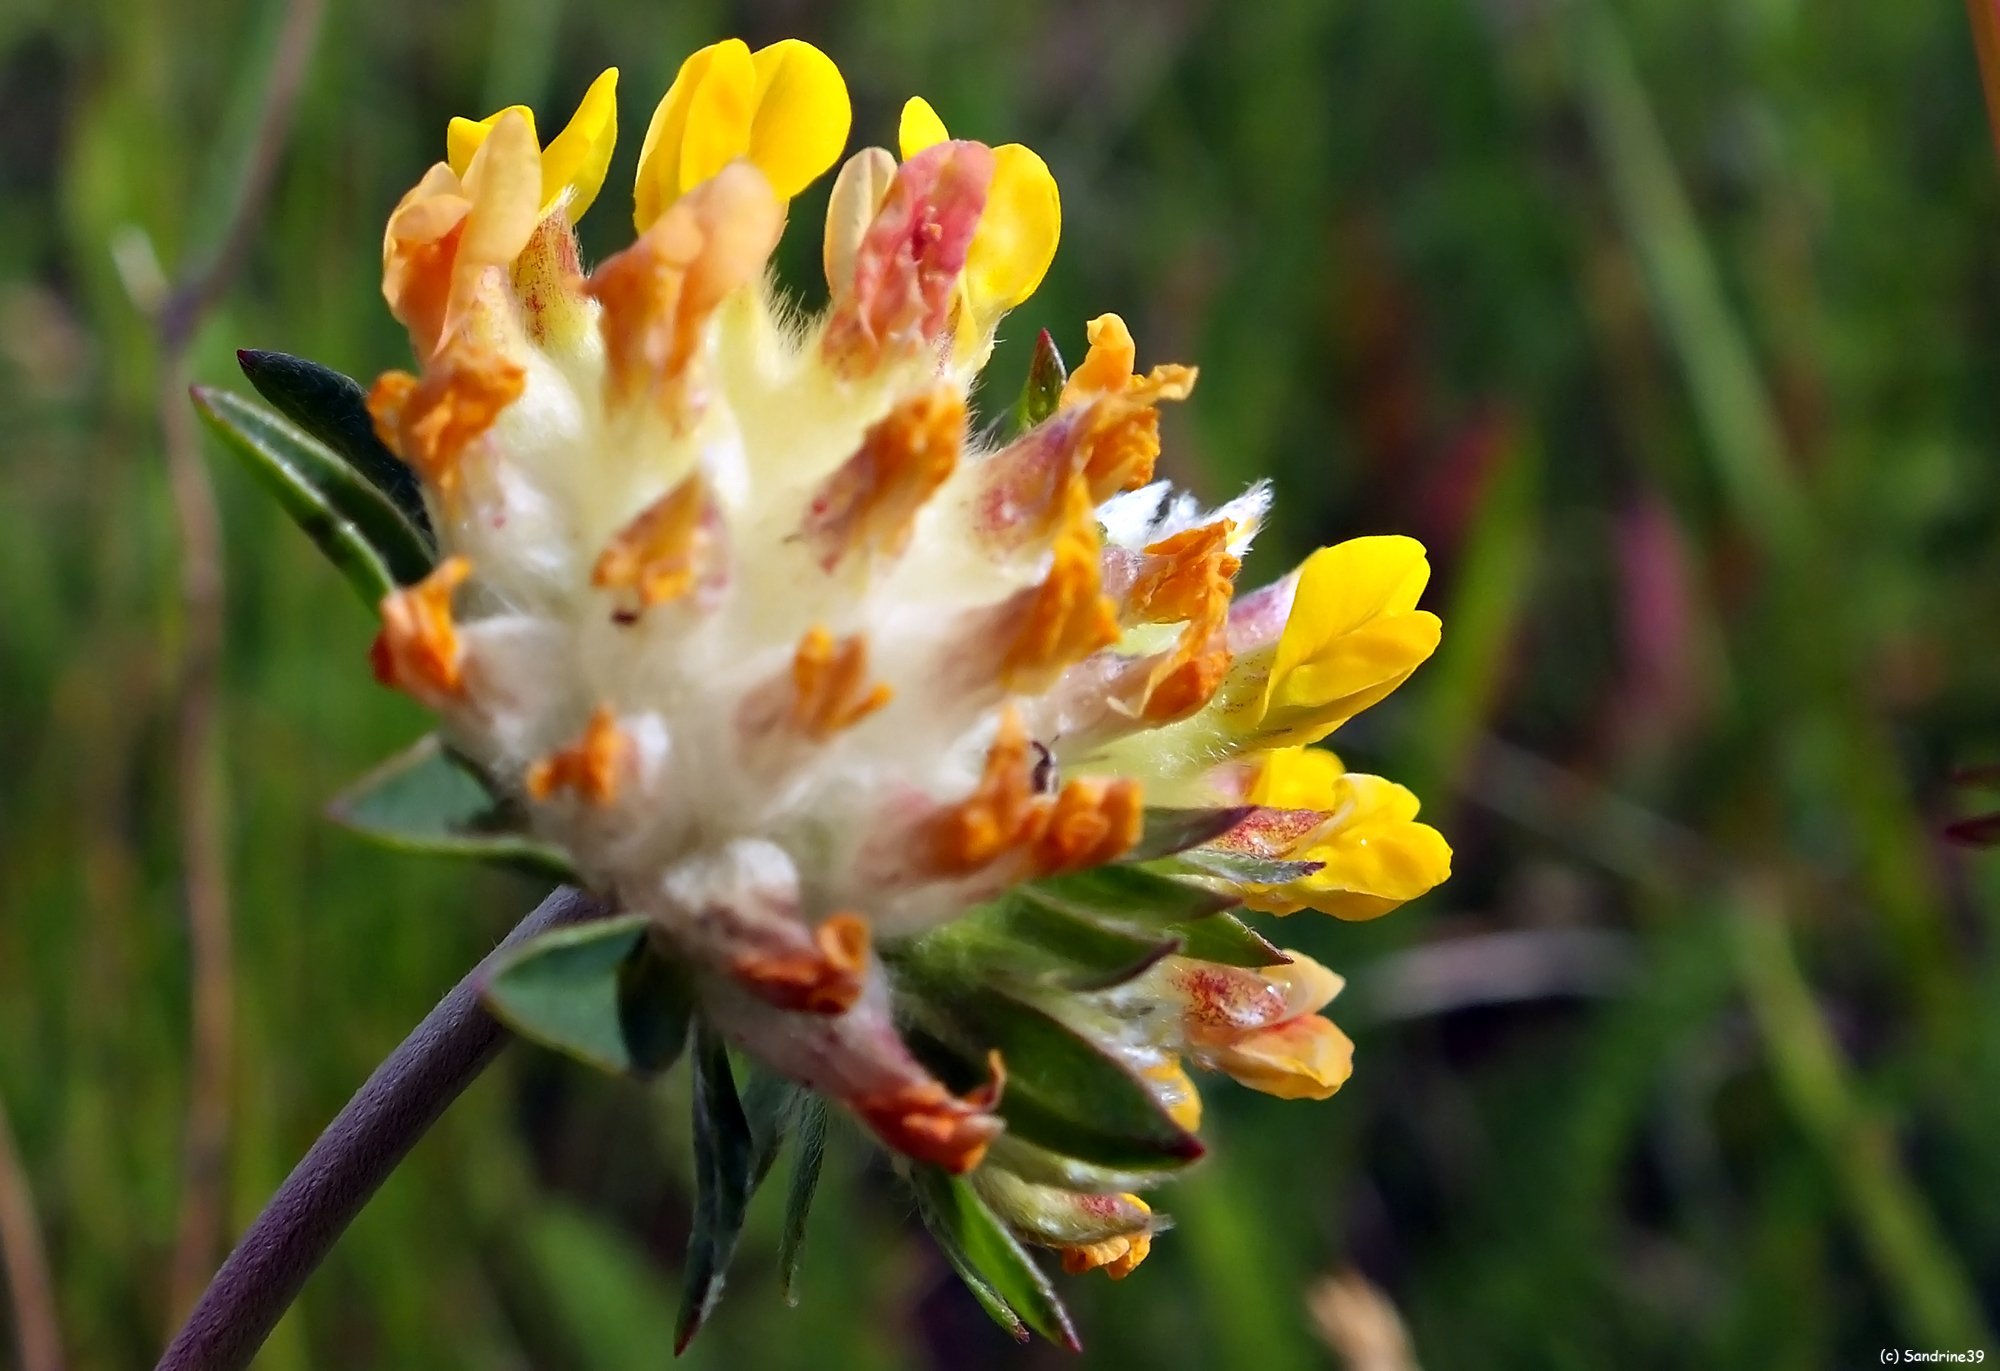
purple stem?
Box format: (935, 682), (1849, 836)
(155, 886), (605, 1371)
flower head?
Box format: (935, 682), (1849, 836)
(237, 38), (1450, 1344)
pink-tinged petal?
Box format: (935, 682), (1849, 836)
(822, 140), (993, 375)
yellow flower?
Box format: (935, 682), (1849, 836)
(1241, 535), (1442, 748)
(382, 111), (542, 356)
(446, 68), (620, 222)
(635, 38), (851, 230)
(1243, 746), (1451, 919)
(1206, 1013), (1355, 1101)
(898, 95), (1060, 325)
(1180, 954), (1356, 1100)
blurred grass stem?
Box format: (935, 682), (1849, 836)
(155, 887), (606, 1371)
(154, 0), (325, 1325)
(0, 1096), (63, 1371)
(1727, 892), (1991, 1349)
(1462, 730), (1992, 1349)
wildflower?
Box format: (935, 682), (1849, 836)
(215, 37), (1450, 1346)
(1227, 745), (1452, 919)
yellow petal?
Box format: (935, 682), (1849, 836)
(457, 110), (542, 273)
(1254, 536), (1441, 747)
(899, 95), (950, 158)
(637, 39), (849, 229)
(538, 67), (619, 220)
(1266, 952), (1344, 1018)
(1142, 1056), (1203, 1132)
(443, 72), (619, 222)
(1212, 1014), (1354, 1101)
(1244, 745), (1346, 810)
(636, 40), (749, 229)
(447, 105), (536, 181)
(1062, 313), (1138, 404)
(744, 40), (851, 199)
(964, 141), (1060, 316)
(1245, 768), (1453, 920)
(677, 39), (757, 208)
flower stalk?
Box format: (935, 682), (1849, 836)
(154, 887), (606, 1371)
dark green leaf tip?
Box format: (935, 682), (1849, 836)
(677, 1029), (756, 1354)
(1013, 329), (1068, 433)
(192, 385), (435, 601)
(236, 348), (433, 544)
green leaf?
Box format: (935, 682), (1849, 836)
(906, 983), (1203, 1171)
(484, 914), (654, 1074)
(741, 1069), (800, 1186)
(1025, 864), (1237, 927)
(1161, 849), (1324, 885)
(910, 1166), (1078, 1349)
(327, 735), (575, 879)
(1171, 911), (1291, 968)
(953, 895), (1181, 992)
(983, 1134), (1164, 1195)
(616, 942), (693, 1076)
(677, 1027), (755, 1354)
(1127, 806), (1253, 862)
(236, 349), (434, 544)
(191, 386), (434, 601)
(1011, 328), (1068, 433)
(778, 1096), (829, 1307)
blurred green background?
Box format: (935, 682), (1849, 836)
(5, 0), (2000, 1366)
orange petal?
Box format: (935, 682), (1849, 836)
(1031, 775), (1143, 876)
(587, 161), (782, 425)
(801, 386), (965, 570)
(367, 343), (525, 500)
(370, 557), (472, 704)
(853, 1052), (1004, 1172)
(1128, 522), (1241, 625)
(591, 474), (725, 615)
(925, 709), (1047, 875)
(999, 480), (1119, 692)
(790, 627), (894, 739)
(1060, 313), (1139, 405)
(524, 705), (633, 806)
(729, 912), (872, 1014)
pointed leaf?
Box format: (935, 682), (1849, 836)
(984, 1135), (1165, 1195)
(905, 983), (1203, 1171)
(1127, 806), (1254, 862)
(778, 1096), (829, 1307)
(327, 735), (575, 879)
(1025, 865), (1236, 927)
(1011, 328), (1068, 433)
(910, 1166), (1078, 1349)
(1171, 911), (1291, 968)
(616, 942), (694, 1075)
(1162, 849), (1325, 885)
(236, 349), (434, 543)
(953, 895), (1181, 992)
(192, 387), (434, 599)
(741, 1070), (800, 1186)
(677, 1028), (755, 1354)
(484, 914), (654, 1073)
